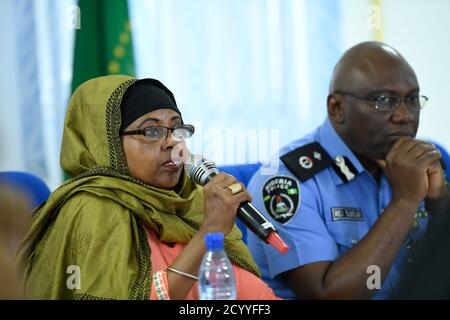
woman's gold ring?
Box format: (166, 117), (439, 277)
(227, 183), (243, 195)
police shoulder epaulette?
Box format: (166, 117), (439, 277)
(280, 142), (334, 182)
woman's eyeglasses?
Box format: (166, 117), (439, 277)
(120, 124), (195, 141)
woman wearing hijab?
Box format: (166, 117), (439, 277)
(19, 75), (278, 300)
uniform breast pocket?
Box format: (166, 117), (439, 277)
(326, 221), (368, 255)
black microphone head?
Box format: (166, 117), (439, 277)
(184, 155), (219, 186)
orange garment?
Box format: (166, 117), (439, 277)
(146, 229), (280, 300)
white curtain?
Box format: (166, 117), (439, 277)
(0, 0), (75, 190)
(130, 0), (342, 164)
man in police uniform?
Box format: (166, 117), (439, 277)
(247, 42), (450, 299)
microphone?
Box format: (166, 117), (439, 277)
(185, 155), (289, 254)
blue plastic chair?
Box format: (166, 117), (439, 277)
(219, 163), (262, 187)
(0, 171), (51, 209)
(218, 163), (262, 243)
(432, 141), (450, 179)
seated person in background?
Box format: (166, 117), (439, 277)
(19, 75), (278, 300)
(247, 41), (450, 299)
(0, 184), (30, 299)
(394, 194), (450, 299)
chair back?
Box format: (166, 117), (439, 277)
(0, 171), (50, 208)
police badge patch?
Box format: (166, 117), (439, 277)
(262, 176), (300, 224)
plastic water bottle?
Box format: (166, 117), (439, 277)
(198, 233), (237, 300)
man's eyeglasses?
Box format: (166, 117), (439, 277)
(120, 124), (195, 141)
(334, 92), (429, 112)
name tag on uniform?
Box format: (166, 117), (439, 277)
(331, 207), (364, 221)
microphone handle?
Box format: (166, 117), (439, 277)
(204, 171), (275, 242)
(238, 202), (276, 242)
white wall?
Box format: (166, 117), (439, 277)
(341, 0), (450, 151)
(384, 0), (450, 151)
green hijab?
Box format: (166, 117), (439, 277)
(19, 75), (259, 300)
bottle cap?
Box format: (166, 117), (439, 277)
(204, 233), (225, 250)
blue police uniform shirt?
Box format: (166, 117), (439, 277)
(247, 117), (428, 299)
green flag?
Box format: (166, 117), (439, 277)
(66, 0), (135, 180)
(71, 0), (135, 93)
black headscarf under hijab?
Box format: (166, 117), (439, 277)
(120, 78), (182, 131)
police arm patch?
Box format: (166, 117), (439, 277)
(262, 176), (300, 224)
